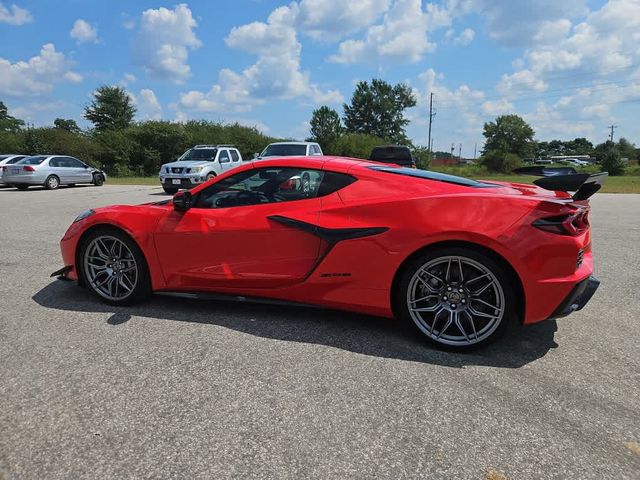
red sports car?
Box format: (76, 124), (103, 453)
(54, 157), (605, 350)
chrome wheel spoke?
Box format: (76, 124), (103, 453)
(464, 310), (478, 340)
(471, 297), (503, 313)
(406, 255), (506, 346)
(436, 311), (454, 339)
(453, 311), (470, 342)
(84, 235), (138, 301)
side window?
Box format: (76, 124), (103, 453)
(49, 157), (62, 167)
(230, 150), (240, 162)
(317, 172), (357, 196)
(310, 145), (319, 155)
(65, 157), (85, 168)
(7, 156), (25, 164)
(195, 167), (325, 209)
(218, 150), (230, 163)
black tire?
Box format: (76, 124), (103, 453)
(15, 184), (29, 191)
(163, 187), (178, 195)
(93, 173), (104, 186)
(78, 227), (151, 306)
(205, 173), (216, 181)
(395, 246), (516, 351)
(44, 175), (60, 190)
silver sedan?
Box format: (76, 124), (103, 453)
(2, 155), (107, 190)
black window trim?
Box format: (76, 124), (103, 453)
(368, 165), (497, 188)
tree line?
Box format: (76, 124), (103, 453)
(1, 81), (638, 176)
(0, 87), (281, 176)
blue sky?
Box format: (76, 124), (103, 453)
(1, 0), (638, 156)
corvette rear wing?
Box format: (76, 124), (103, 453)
(513, 166), (608, 201)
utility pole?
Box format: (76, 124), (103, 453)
(458, 143), (462, 162)
(427, 92), (435, 160)
(473, 143), (477, 160)
(608, 125), (617, 143)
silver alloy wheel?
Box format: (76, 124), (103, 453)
(48, 176), (59, 189)
(406, 255), (505, 346)
(83, 235), (138, 301)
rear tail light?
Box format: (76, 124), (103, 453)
(533, 209), (589, 236)
(23, 165), (35, 172)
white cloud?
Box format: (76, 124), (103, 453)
(179, 4), (342, 113)
(295, 0), (390, 41)
(134, 4), (201, 83)
(137, 88), (162, 120)
(453, 27), (475, 46)
(120, 73), (136, 86)
(70, 19), (98, 44)
(475, 0), (588, 46)
(0, 2), (32, 25)
(481, 98), (514, 115)
(330, 0), (456, 64)
(0, 44), (82, 97)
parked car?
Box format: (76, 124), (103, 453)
(534, 159), (553, 165)
(159, 145), (243, 194)
(562, 158), (590, 167)
(2, 155), (106, 190)
(0, 154), (28, 186)
(255, 142), (323, 160)
(369, 145), (416, 168)
(55, 157), (605, 351)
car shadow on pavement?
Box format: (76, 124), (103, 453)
(33, 280), (558, 369)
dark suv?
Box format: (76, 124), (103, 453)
(369, 145), (416, 168)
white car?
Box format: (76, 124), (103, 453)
(255, 142), (323, 160)
(0, 154), (28, 186)
(564, 158), (590, 167)
(2, 155), (106, 190)
(159, 145), (244, 194)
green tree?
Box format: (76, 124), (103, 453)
(482, 114), (535, 158)
(601, 147), (625, 176)
(412, 146), (431, 169)
(309, 106), (342, 152)
(331, 133), (384, 159)
(616, 137), (636, 161)
(343, 79), (416, 144)
(481, 150), (522, 173)
(84, 86), (136, 132)
(0, 101), (24, 132)
(53, 118), (81, 134)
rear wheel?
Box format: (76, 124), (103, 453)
(44, 175), (59, 190)
(79, 228), (151, 305)
(163, 187), (178, 194)
(15, 184), (29, 191)
(395, 247), (515, 351)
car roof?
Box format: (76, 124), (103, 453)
(267, 141), (318, 146)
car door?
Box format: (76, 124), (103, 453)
(66, 157), (93, 183)
(217, 149), (232, 173)
(154, 166), (325, 290)
(48, 157), (71, 183)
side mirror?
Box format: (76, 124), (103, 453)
(173, 190), (192, 212)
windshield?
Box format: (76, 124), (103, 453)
(260, 144), (307, 157)
(18, 156), (47, 165)
(179, 148), (217, 161)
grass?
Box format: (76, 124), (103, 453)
(107, 167), (640, 193)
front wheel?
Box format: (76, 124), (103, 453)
(205, 173), (216, 181)
(395, 247), (515, 351)
(92, 173), (104, 186)
(79, 227), (151, 305)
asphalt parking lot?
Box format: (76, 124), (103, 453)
(0, 184), (638, 479)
